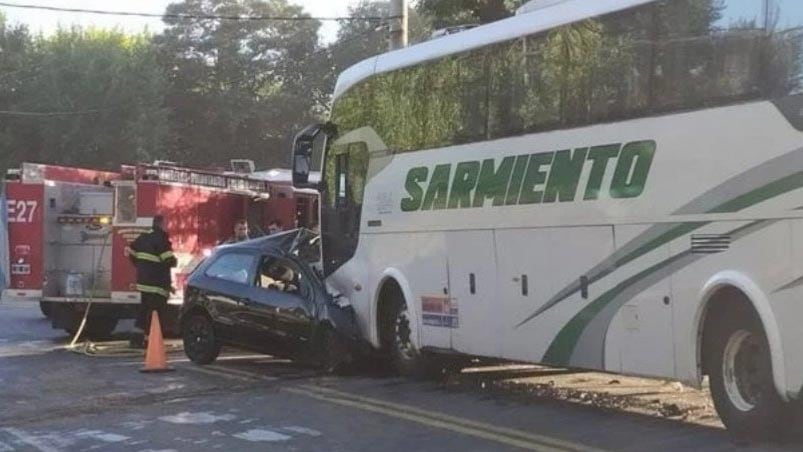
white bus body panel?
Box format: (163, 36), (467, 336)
(341, 101), (803, 400)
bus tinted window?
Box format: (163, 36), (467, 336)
(767, 0), (803, 95)
(652, 0), (765, 111)
(331, 0), (801, 153)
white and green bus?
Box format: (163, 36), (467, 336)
(292, 0), (803, 438)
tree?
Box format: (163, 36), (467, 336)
(0, 26), (166, 170)
(331, 1), (431, 73)
(0, 14), (35, 170)
(417, 0), (526, 28)
(156, 0), (323, 169)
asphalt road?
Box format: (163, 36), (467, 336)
(0, 302), (797, 452)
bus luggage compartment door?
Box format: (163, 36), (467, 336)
(446, 230), (499, 357)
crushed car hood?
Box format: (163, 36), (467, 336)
(221, 228), (318, 258)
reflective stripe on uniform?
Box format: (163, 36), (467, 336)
(160, 251), (175, 261)
(136, 284), (169, 298)
(133, 252), (161, 263)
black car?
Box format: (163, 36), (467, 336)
(180, 229), (359, 372)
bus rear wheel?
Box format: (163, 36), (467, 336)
(707, 304), (784, 440)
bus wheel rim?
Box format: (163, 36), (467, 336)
(722, 329), (762, 412)
(394, 307), (415, 361)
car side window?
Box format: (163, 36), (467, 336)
(205, 253), (255, 285)
(255, 256), (309, 298)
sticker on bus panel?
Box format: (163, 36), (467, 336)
(421, 296), (459, 328)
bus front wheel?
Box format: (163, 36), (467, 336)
(390, 300), (424, 376)
(707, 303), (785, 440)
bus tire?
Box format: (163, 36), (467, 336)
(182, 313), (220, 365)
(386, 298), (432, 378)
(707, 303), (785, 440)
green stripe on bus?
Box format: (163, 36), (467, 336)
(521, 170), (803, 328)
(542, 254), (685, 366)
(543, 220), (768, 365)
(611, 171), (803, 273)
(709, 169), (803, 213)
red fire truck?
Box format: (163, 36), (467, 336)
(2, 161), (318, 337)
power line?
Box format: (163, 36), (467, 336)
(299, 22), (390, 63)
(0, 1), (396, 22)
(0, 102), (160, 117)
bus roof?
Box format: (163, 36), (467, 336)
(333, 0), (655, 99)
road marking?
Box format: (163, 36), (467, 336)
(206, 365), (278, 381)
(284, 387), (565, 451)
(232, 429), (291, 442)
(298, 385), (606, 452)
(2, 428), (59, 452)
(159, 412), (237, 425)
(297, 384), (606, 452)
(180, 363), (605, 452)
(181, 365), (256, 382)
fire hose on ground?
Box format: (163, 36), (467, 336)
(64, 230), (181, 358)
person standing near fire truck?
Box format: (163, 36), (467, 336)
(127, 215), (177, 338)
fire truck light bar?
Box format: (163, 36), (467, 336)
(140, 166), (269, 193)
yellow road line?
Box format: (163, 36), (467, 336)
(206, 364), (278, 381)
(180, 363), (606, 452)
(284, 387), (562, 451)
(299, 384), (606, 452)
(181, 364), (257, 382)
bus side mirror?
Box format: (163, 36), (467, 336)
(292, 143), (313, 185)
(292, 123), (334, 190)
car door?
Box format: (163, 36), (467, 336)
(195, 250), (259, 344)
(246, 254), (315, 354)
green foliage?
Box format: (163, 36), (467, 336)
(155, 0), (323, 168)
(417, 0), (526, 27)
(0, 26), (167, 170)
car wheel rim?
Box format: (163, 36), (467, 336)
(722, 329), (764, 412)
(394, 307), (416, 361)
(187, 319), (213, 356)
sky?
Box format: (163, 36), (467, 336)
(0, 0), (358, 43)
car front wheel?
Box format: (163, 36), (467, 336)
(182, 314), (221, 365)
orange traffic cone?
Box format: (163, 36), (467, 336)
(140, 310), (174, 373)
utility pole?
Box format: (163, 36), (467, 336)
(388, 0), (408, 51)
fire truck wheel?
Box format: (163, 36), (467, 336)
(39, 301), (54, 318)
(65, 316), (118, 340)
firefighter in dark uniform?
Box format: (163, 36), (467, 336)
(127, 215), (177, 337)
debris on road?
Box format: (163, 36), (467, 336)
(444, 364), (721, 428)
